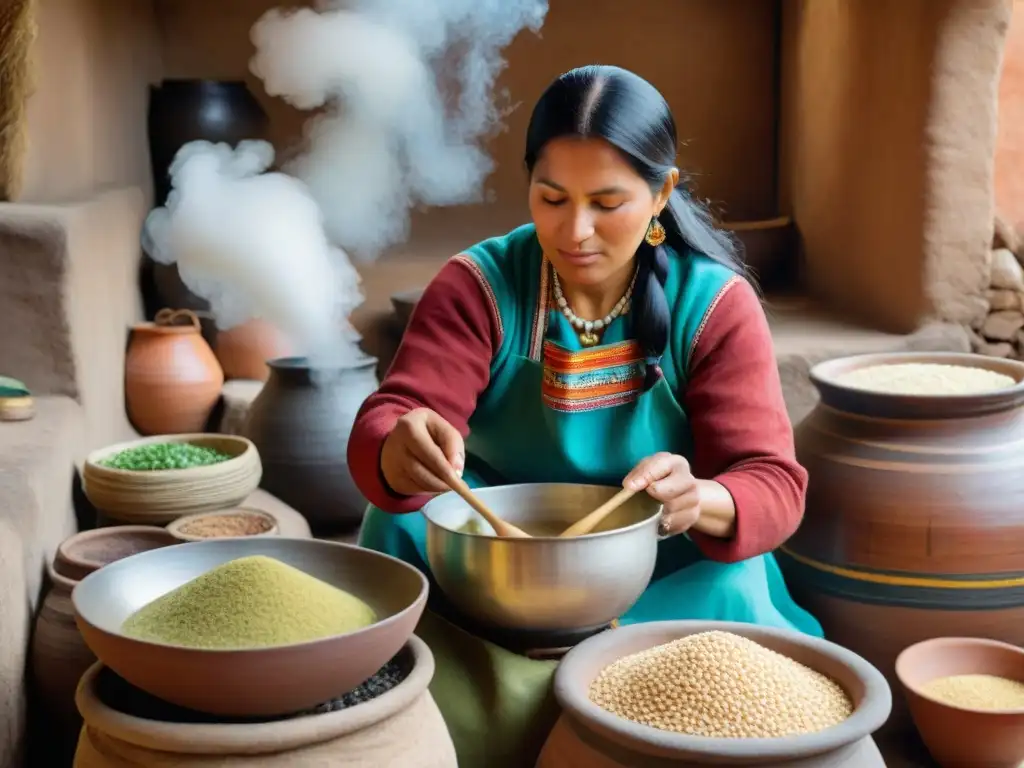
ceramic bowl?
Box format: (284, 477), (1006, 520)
(546, 620), (892, 766)
(166, 508), (279, 543)
(82, 434), (262, 524)
(896, 637), (1024, 767)
(72, 537), (428, 717)
(56, 526), (179, 581)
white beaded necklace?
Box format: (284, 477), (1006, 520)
(551, 267), (638, 347)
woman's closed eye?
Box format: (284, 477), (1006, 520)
(541, 197), (623, 212)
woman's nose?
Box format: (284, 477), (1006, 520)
(566, 206), (595, 244)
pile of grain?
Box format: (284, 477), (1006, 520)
(922, 674), (1024, 711)
(121, 555), (377, 649)
(589, 631), (853, 738)
(834, 363), (1014, 395)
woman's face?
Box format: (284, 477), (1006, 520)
(529, 137), (675, 289)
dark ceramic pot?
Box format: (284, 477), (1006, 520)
(144, 79), (270, 317)
(777, 351), (1024, 736)
(241, 356), (379, 534)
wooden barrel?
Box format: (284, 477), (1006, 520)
(778, 352), (1024, 734)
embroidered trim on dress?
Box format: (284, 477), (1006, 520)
(542, 339), (645, 413)
(528, 257), (551, 361)
(686, 276), (740, 371)
(452, 253), (504, 346)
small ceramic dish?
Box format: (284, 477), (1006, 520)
(896, 636), (1024, 768)
(56, 526), (179, 581)
(166, 508), (279, 543)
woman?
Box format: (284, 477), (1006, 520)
(349, 65), (820, 765)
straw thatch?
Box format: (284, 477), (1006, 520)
(0, 0), (36, 201)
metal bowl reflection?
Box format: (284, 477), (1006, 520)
(422, 483), (661, 634)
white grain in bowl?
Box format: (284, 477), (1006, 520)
(833, 363), (1015, 396)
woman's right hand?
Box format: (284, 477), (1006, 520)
(380, 408), (466, 496)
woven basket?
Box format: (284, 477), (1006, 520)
(82, 434), (262, 524)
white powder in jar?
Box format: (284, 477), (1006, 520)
(834, 363), (1015, 395)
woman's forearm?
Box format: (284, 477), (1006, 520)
(347, 257), (498, 513)
(692, 479), (736, 538)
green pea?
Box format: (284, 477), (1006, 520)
(99, 442), (233, 471)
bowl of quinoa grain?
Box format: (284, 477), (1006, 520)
(167, 508), (279, 543)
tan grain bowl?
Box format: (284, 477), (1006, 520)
(167, 507), (279, 543)
(82, 434), (262, 525)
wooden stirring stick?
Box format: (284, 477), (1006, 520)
(446, 473), (531, 538)
(559, 488), (637, 538)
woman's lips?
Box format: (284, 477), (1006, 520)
(557, 249), (601, 266)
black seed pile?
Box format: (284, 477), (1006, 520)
(95, 658), (409, 724)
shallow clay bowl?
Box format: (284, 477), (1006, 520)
(810, 351), (1024, 420)
(553, 620), (892, 764)
(56, 525), (179, 581)
(166, 507), (279, 543)
(896, 637), (1024, 767)
(72, 537), (428, 717)
(82, 434), (263, 524)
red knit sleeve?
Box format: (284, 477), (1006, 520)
(347, 257), (498, 513)
(683, 278), (808, 563)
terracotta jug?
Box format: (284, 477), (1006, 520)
(778, 351), (1024, 735)
(241, 355), (379, 535)
(214, 319), (293, 382)
(125, 309), (224, 435)
(74, 636), (457, 767)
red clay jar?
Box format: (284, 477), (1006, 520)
(214, 319), (293, 382)
(778, 351), (1024, 734)
(125, 308), (224, 435)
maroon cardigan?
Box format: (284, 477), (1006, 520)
(348, 259), (807, 563)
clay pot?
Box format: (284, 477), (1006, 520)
(148, 79), (269, 211)
(32, 526), (179, 760)
(241, 356), (379, 535)
(537, 621), (891, 767)
(146, 79), (270, 314)
(778, 351), (1024, 734)
(74, 636), (457, 767)
(896, 637), (1024, 767)
(214, 319), (294, 382)
(718, 216), (798, 291)
(125, 309), (225, 435)
(30, 566), (97, 764)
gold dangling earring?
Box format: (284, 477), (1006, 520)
(645, 216), (666, 247)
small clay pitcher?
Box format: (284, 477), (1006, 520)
(125, 308), (225, 435)
(214, 319), (293, 382)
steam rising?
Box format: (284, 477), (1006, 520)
(144, 0), (548, 364)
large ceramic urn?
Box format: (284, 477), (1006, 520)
(777, 351), (1024, 734)
(241, 356), (379, 535)
(144, 79), (270, 317)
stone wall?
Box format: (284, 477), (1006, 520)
(969, 217), (1024, 358)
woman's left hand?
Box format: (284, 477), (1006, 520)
(624, 452), (700, 536)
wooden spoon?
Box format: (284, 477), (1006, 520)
(447, 474), (531, 538)
(559, 488), (637, 538)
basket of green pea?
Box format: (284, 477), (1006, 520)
(82, 434), (262, 524)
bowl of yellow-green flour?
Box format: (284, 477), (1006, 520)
(72, 537), (428, 717)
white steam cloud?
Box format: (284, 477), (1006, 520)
(144, 0), (548, 365)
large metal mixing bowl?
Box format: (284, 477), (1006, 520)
(72, 537), (427, 717)
(422, 483), (663, 633)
